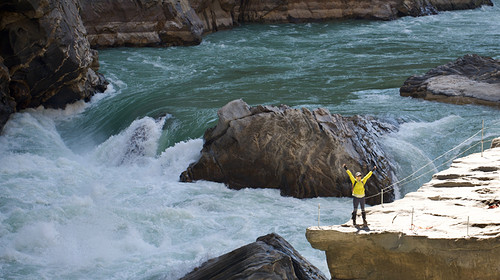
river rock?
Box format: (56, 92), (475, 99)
(400, 54), (500, 108)
(236, 0), (491, 25)
(306, 141), (500, 280)
(180, 233), (328, 280)
(79, 0), (204, 48)
(0, 0), (108, 132)
(180, 99), (396, 204)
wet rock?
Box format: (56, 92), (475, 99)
(307, 142), (500, 280)
(491, 137), (500, 149)
(0, 0), (108, 131)
(180, 233), (328, 280)
(79, 0), (204, 48)
(180, 99), (397, 205)
(400, 54), (500, 108)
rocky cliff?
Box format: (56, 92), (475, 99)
(306, 138), (500, 280)
(0, 0), (107, 131)
(180, 99), (396, 204)
(401, 54), (500, 108)
(79, 0), (493, 45)
(79, 0), (203, 48)
(195, 0), (493, 33)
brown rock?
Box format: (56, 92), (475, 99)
(180, 99), (397, 205)
(79, 0), (204, 48)
(191, 0), (492, 33)
(400, 54), (500, 108)
(307, 143), (500, 280)
(0, 0), (108, 131)
(236, 0), (492, 23)
(491, 137), (500, 149)
(180, 233), (328, 280)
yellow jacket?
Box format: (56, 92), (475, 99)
(346, 169), (373, 198)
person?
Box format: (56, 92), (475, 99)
(343, 164), (376, 227)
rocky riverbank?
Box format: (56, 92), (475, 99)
(0, 0), (108, 131)
(180, 99), (397, 204)
(306, 138), (500, 280)
(400, 54), (500, 108)
(78, 0), (494, 47)
(1, 0), (494, 132)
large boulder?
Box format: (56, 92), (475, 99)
(180, 99), (396, 205)
(180, 233), (328, 280)
(400, 54), (500, 108)
(79, 0), (204, 48)
(0, 0), (107, 131)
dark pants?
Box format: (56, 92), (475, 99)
(353, 197), (365, 212)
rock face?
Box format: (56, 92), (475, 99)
(180, 99), (396, 204)
(79, 0), (204, 48)
(400, 54), (500, 108)
(79, 0), (493, 42)
(0, 0), (107, 131)
(194, 0), (492, 33)
(180, 233), (328, 280)
(188, 0), (239, 33)
(306, 139), (500, 280)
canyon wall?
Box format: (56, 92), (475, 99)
(79, 0), (204, 48)
(195, 0), (493, 33)
(79, 0), (493, 45)
(0, 0), (107, 131)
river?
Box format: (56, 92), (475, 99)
(1, 2), (499, 279)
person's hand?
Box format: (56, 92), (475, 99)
(372, 166), (377, 171)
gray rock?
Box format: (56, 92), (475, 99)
(180, 99), (397, 205)
(400, 54), (500, 107)
(180, 233), (328, 280)
(0, 0), (107, 131)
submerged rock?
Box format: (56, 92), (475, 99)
(400, 54), (500, 108)
(180, 233), (328, 280)
(0, 0), (107, 132)
(306, 138), (500, 280)
(180, 99), (396, 205)
(80, 0), (203, 48)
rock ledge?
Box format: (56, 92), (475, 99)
(400, 54), (500, 108)
(306, 138), (500, 280)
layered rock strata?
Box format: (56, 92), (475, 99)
(237, 0), (493, 23)
(400, 54), (500, 108)
(180, 99), (396, 204)
(79, 0), (203, 48)
(79, 0), (493, 44)
(0, 0), (107, 131)
(180, 233), (328, 280)
(306, 139), (500, 280)
(195, 0), (492, 33)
